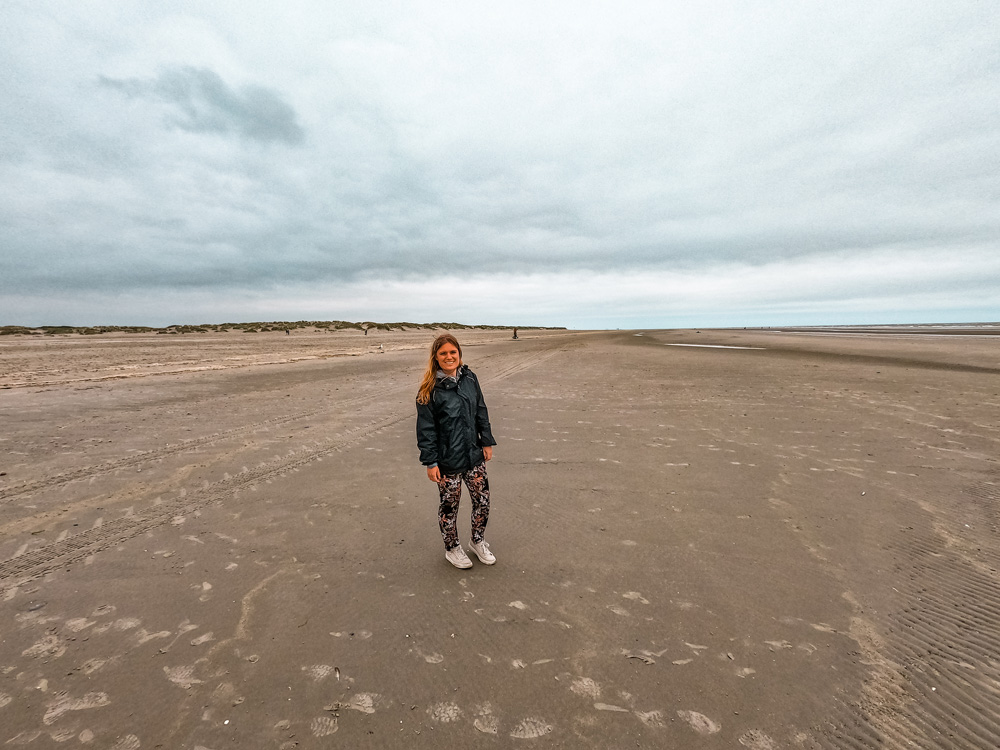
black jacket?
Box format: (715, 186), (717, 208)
(416, 365), (497, 475)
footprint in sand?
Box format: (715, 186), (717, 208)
(677, 710), (721, 735)
(211, 682), (237, 705)
(509, 601), (528, 610)
(622, 591), (649, 604)
(323, 693), (378, 714)
(636, 709), (666, 728)
(197, 582), (213, 602)
(109, 736), (140, 750)
(346, 693), (378, 714)
(164, 665), (202, 689)
(739, 729), (778, 749)
(189, 632), (215, 646)
(0, 692), (12, 708)
(509, 717), (553, 739)
(17, 612), (59, 628)
(80, 657), (112, 675)
(43, 692), (111, 725)
(135, 628), (172, 645)
(22, 634), (66, 660)
(417, 648), (444, 664)
(427, 702), (463, 723)
(330, 630), (372, 640)
(311, 716), (338, 736)
(570, 678), (601, 699)
(474, 702), (499, 734)
(303, 665), (334, 682)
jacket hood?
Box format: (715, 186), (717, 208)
(435, 363), (469, 389)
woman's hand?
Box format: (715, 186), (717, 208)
(427, 465), (442, 482)
(483, 446), (493, 461)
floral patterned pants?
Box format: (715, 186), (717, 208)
(437, 462), (490, 550)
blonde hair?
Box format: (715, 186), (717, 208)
(417, 334), (462, 404)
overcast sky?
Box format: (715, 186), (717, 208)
(2, 1), (998, 328)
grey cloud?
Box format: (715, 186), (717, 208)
(99, 67), (305, 145)
(3, 1), (999, 327)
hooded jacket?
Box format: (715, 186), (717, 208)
(416, 364), (497, 475)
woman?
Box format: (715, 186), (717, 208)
(416, 334), (498, 569)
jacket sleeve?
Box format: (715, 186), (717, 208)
(415, 399), (439, 466)
(472, 374), (497, 447)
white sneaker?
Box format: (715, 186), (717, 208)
(468, 540), (496, 565)
(445, 546), (473, 569)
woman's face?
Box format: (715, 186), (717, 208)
(435, 343), (461, 375)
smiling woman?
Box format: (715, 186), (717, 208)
(415, 334), (498, 569)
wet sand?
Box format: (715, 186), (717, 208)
(1, 327), (998, 748)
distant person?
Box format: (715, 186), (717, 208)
(415, 334), (498, 569)
(512, 328), (518, 340)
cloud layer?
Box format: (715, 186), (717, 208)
(99, 67), (305, 145)
(2, 1), (998, 326)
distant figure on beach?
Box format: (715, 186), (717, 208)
(285, 328), (290, 335)
(364, 327), (368, 336)
(415, 334), (498, 569)
(512, 328), (518, 339)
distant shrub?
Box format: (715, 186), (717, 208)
(0, 319), (563, 336)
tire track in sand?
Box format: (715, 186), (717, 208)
(0, 383), (418, 504)
(1, 347), (560, 504)
(0, 409), (317, 504)
(0, 347), (563, 585)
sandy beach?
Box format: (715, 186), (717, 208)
(1, 327), (998, 748)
